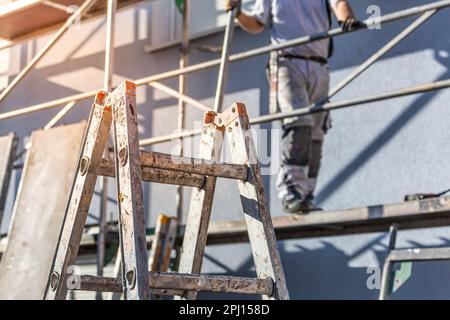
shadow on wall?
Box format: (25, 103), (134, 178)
(372, 236), (450, 300)
(316, 44), (450, 206)
(197, 233), (450, 300)
(198, 235), (386, 300)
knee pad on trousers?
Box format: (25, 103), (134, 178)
(281, 126), (312, 167)
(308, 140), (323, 179)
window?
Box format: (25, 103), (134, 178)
(149, 0), (254, 48)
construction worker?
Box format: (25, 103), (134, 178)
(225, 0), (362, 214)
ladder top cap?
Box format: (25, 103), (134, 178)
(203, 102), (248, 126)
(157, 214), (171, 225)
(94, 90), (108, 106)
(123, 80), (137, 89)
(229, 102), (247, 116)
(113, 81), (137, 96)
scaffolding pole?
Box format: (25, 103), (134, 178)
(43, 101), (76, 129)
(213, 7), (237, 112)
(103, 0), (116, 92)
(0, 0), (98, 103)
(97, 0), (117, 300)
(139, 78), (450, 145)
(379, 224), (398, 300)
(175, 0), (190, 227)
(327, 9), (437, 99)
(148, 81), (210, 112)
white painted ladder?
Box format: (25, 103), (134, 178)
(44, 81), (289, 300)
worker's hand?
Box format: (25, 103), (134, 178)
(225, 0), (241, 14)
(339, 17), (365, 32)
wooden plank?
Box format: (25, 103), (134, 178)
(76, 272), (273, 296)
(108, 247), (122, 300)
(148, 214), (169, 272)
(160, 217), (177, 272)
(140, 151), (248, 180)
(0, 0), (84, 39)
(45, 91), (112, 300)
(149, 215), (177, 299)
(2, 197), (449, 260)
(177, 113), (224, 300)
(97, 158), (206, 188)
(0, 133), (17, 227)
(43, 197), (450, 253)
(110, 81), (149, 300)
(224, 103), (289, 300)
(0, 121), (85, 300)
(0, 0), (145, 39)
(206, 196), (450, 244)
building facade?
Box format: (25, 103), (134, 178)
(1, 0), (450, 299)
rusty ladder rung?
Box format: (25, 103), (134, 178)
(140, 151), (248, 180)
(97, 151), (248, 181)
(75, 272), (274, 296)
(97, 158), (206, 188)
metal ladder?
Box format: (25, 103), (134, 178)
(44, 80), (290, 300)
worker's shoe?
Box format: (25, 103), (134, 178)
(282, 186), (310, 214)
(302, 194), (323, 212)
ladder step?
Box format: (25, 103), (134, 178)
(97, 159), (206, 188)
(76, 272), (273, 296)
(140, 151), (248, 180)
(76, 275), (183, 296)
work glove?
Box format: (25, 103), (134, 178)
(339, 17), (365, 32)
(225, 0), (241, 16)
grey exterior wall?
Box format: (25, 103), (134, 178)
(1, 0), (450, 299)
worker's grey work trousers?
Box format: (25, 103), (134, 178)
(275, 58), (331, 200)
